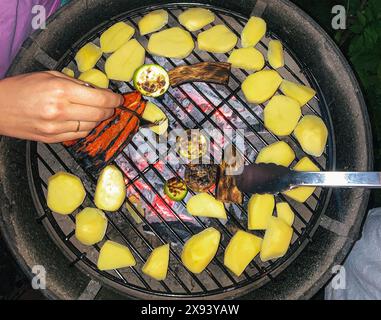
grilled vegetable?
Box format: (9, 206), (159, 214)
(178, 8), (215, 31)
(181, 227), (221, 274)
(142, 244), (170, 280)
(184, 164), (217, 192)
(197, 25), (237, 53)
(255, 141), (295, 167)
(133, 64), (169, 97)
(276, 202), (295, 226)
(62, 67), (74, 77)
(125, 195), (144, 224)
(241, 16), (266, 48)
(280, 80), (316, 106)
(267, 40), (284, 69)
(79, 69), (109, 89)
(138, 9), (168, 35)
(75, 207), (108, 245)
(177, 130), (208, 161)
(248, 193), (275, 230)
(75, 43), (102, 73)
(141, 101), (168, 135)
(186, 193), (227, 219)
(47, 172), (86, 215)
(164, 177), (188, 201)
(264, 95), (302, 136)
(228, 48), (265, 71)
(97, 240), (136, 270)
(100, 22), (135, 53)
(216, 161), (243, 204)
(294, 115), (328, 157)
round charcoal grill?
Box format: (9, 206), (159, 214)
(0, 0), (372, 300)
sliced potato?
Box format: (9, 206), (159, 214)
(181, 227), (221, 274)
(264, 95), (302, 136)
(79, 69), (109, 89)
(260, 217), (293, 262)
(241, 16), (266, 48)
(47, 172), (86, 215)
(138, 9), (168, 35)
(142, 102), (168, 135)
(97, 240), (136, 270)
(248, 194), (275, 230)
(148, 27), (194, 59)
(62, 67), (74, 77)
(255, 141), (295, 167)
(94, 165), (126, 212)
(75, 43), (102, 73)
(276, 202), (295, 226)
(75, 207), (107, 245)
(228, 47), (265, 71)
(197, 25), (238, 53)
(187, 193), (227, 219)
(268, 40), (284, 69)
(283, 157), (319, 203)
(178, 8), (215, 31)
(241, 69), (282, 104)
(125, 195), (144, 224)
(100, 22), (135, 53)
(294, 115), (328, 157)
(142, 244), (170, 281)
(105, 39), (145, 82)
(280, 80), (316, 106)
(224, 230), (262, 277)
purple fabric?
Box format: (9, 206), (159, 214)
(0, 0), (60, 78)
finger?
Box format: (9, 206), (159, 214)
(40, 131), (91, 144)
(62, 104), (115, 122)
(38, 121), (99, 135)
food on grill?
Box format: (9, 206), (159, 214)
(186, 193), (227, 219)
(276, 202), (295, 226)
(75, 43), (102, 73)
(168, 62), (231, 87)
(141, 101), (168, 135)
(224, 230), (262, 277)
(197, 25), (238, 53)
(75, 207), (108, 245)
(105, 39), (145, 82)
(97, 240), (136, 270)
(142, 244), (170, 281)
(294, 115), (328, 157)
(94, 165), (126, 211)
(133, 64), (169, 97)
(267, 40), (284, 69)
(241, 16), (266, 48)
(147, 27), (194, 59)
(184, 164), (217, 192)
(164, 177), (188, 201)
(255, 141), (295, 167)
(62, 67), (74, 77)
(283, 157), (319, 202)
(241, 69), (282, 104)
(100, 22), (135, 53)
(280, 80), (316, 106)
(125, 195), (144, 224)
(178, 8), (215, 31)
(47, 172), (86, 215)
(260, 217), (293, 262)
(216, 162), (243, 204)
(227, 48), (265, 71)
(181, 227), (221, 274)
(138, 9), (168, 35)
(177, 130), (208, 161)
(264, 95), (302, 136)
(78, 69), (109, 89)
(248, 193), (275, 230)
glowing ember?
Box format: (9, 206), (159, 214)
(152, 194), (193, 221)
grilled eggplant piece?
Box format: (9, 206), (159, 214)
(216, 161), (243, 205)
(184, 164), (217, 193)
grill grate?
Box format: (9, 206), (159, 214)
(27, 3), (334, 299)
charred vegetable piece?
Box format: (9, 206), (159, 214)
(184, 164), (217, 193)
(177, 130), (208, 161)
(187, 193), (227, 219)
(75, 207), (108, 245)
(133, 64), (169, 97)
(164, 177), (188, 201)
(216, 162), (243, 204)
(97, 240), (136, 270)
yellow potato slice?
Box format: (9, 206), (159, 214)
(276, 202), (295, 226)
(75, 43), (102, 73)
(181, 227), (221, 274)
(79, 69), (109, 89)
(97, 240), (136, 270)
(264, 95), (302, 136)
(47, 172), (86, 215)
(142, 102), (168, 135)
(125, 195), (144, 224)
(148, 27), (194, 59)
(197, 25), (238, 53)
(186, 193), (227, 219)
(255, 141), (295, 167)
(248, 194), (275, 230)
(94, 165), (126, 212)
(241, 16), (266, 48)
(260, 217), (293, 262)
(178, 8), (215, 31)
(241, 69), (282, 104)
(75, 207), (108, 245)
(62, 67), (74, 77)
(224, 230), (262, 277)
(100, 22), (135, 53)
(105, 39), (145, 82)
(228, 47), (265, 71)
(142, 244), (170, 281)
(138, 9), (168, 35)
(280, 80), (316, 106)
(267, 40), (284, 69)
(294, 115), (328, 157)
(283, 157), (319, 203)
